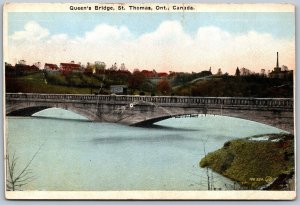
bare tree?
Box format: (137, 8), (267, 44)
(201, 136), (211, 190)
(6, 140), (46, 191)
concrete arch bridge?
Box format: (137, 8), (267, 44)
(6, 93), (294, 133)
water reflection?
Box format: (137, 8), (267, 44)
(135, 124), (201, 131)
(92, 134), (197, 144)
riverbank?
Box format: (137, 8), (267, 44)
(199, 133), (294, 190)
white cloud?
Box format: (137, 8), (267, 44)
(10, 21), (49, 41)
(91, 25), (130, 42)
(7, 20), (295, 74)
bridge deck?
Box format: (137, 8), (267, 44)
(6, 93), (293, 111)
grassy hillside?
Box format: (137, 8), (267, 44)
(6, 72), (94, 94)
(174, 75), (293, 97)
(200, 133), (294, 190)
(5, 71), (293, 98)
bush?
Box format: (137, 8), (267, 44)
(45, 72), (68, 86)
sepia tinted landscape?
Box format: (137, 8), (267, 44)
(4, 3), (295, 199)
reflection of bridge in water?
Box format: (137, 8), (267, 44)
(6, 93), (294, 133)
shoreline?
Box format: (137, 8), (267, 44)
(199, 133), (295, 190)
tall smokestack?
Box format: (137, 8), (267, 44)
(276, 52), (279, 68)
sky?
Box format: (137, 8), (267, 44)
(7, 12), (295, 74)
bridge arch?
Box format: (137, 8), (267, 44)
(133, 113), (288, 132)
(6, 104), (98, 121)
(128, 107), (293, 133)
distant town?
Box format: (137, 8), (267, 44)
(5, 52), (293, 97)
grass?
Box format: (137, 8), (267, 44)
(6, 72), (94, 94)
(199, 133), (294, 189)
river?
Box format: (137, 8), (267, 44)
(5, 108), (285, 191)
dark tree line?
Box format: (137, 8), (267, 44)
(174, 75), (293, 98)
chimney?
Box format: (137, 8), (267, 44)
(276, 52), (279, 68)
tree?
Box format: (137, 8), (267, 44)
(95, 61), (106, 70)
(240, 67), (251, 76)
(260, 69), (266, 77)
(128, 69), (146, 92)
(6, 140), (46, 191)
(216, 68), (222, 76)
(201, 136), (211, 190)
(235, 67), (240, 76)
(157, 80), (172, 95)
(281, 65), (289, 71)
(34, 62), (41, 69)
(120, 63), (126, 71)
(18, 60), (26, 65)
(133, 68), (140, 73)
(86, 63), (96, 74)
(109, 63), (117, 71)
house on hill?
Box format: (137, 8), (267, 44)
(158, 72), (168, 78)
(141, 70), (155, 78)
(60, 63), (82, 72)
(30, 65), (39, 72)
(14, 62), (39, 74)
(15, 63), (31, 71)
(18, 60), (26, 65)
(44, 63), (59, 71)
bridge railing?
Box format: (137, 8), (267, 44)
(6, 93), (293, 109)
(112, 95), (293, 108)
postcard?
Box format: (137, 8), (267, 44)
(3, 3), (296, 200)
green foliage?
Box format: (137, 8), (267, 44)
(81, 75), (102, 87)
(174, 75), (293, 97)
(66, 75), (82, 87)
(6, 70), (293, 97)
(44, 71), (104, 88)
(157, 79), (172, 95)
(128, 70), (146, 92)
(174, 86), (192, 96)
(6, 72), (94, 94)
(200, 133), (294, 189)
(172, 70), (212, 86)
(107, 71), (130, 85)
(45, 72), (68, 86)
